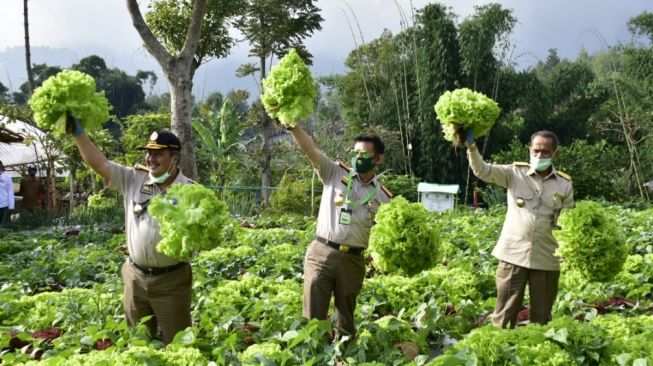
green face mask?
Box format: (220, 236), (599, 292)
(149, 171), (171, 184)
(530, 155), (552, 172)
(351, 152), (375, 174)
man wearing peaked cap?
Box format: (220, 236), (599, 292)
(68, 116), (194, 344)
(138, 131), (182, 151)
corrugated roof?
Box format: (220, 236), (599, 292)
(0, 115), (66, 176)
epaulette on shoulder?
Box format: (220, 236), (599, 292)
(341, 175), (350, 185)
(337, 160), (351, 172)
(557, 171), (572, 181)
(380, 185), (393, 198)
(134, 164), (149, 172)
(513, 162), (530, 167)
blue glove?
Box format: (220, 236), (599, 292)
(465, 128), (474, 145)
(66, 113), (84, 137)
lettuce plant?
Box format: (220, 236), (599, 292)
(149, 184), (231, 261)
(261, 48), (317, 128)
(28, 70), (111, 136)
(434, 88), (500, 146)
(555, 201), (629, 283)
(369, 196), (440, 276)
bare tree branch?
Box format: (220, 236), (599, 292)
(126, 0), (170, 67)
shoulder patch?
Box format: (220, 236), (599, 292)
(337, 160), (351, 172)
(380, 185), (393, 198)
(134, 164), (149, 172)
(513, 162), (530, 167)
(557, 171), (572, 181)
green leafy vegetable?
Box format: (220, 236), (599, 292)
(261, 48), (317, 127)
(240, 341), (294, 365)
(555, 201), (629, 282)
(434, 88), (500, 146)
(368, 196), (440, 276)
(149, 183), (231, 261)
(28, 70), (111, 136)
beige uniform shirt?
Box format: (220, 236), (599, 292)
(468, 146), (574, 270)
(107, 162), (193, 267)
(314, 153), (391, 248)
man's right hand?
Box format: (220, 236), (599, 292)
(465, 128), (475, 146)
(66, 113), (84, 137)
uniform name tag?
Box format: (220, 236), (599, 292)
(339, 208), (352, 225)
(140, 184), (154, 195)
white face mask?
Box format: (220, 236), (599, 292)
(530, 155), (553, 172)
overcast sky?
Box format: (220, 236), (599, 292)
(0, 0), (651, 98)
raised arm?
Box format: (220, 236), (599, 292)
(287, 125), (322, 168)
(467, 142), (512, 188)
(74, 133), (111, 180)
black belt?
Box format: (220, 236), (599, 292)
(315, 236), (365, 255)
(129, 257), (187, 275)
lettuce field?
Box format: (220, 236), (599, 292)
(1, 202), (653, 365)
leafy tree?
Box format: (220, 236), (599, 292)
(411, 3), (460, 183)
(13, 63), (62, 105)
(534, 48), (561, 80)
(0, 82), (9, 103)
(234, 0), (323, 206)
(72, 55), (148, 118)
(457, 3), (516, 94)
(627, 11), (653, 42)
(126, 0), (244, 179)
(119, 113), (171, 166)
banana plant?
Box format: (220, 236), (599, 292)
(192, 99), (248, 190)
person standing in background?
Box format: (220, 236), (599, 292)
(19, 165), (46, 213)
(0, 161), (16, 226)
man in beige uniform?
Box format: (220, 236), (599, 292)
(467, 130), (573, 327)
(287, 125), (391, 340)
(69, 117), (193, 343)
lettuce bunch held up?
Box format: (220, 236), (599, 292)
(149, 184), (231, 261)
(261, 49), (317, 128)
(554, 201), (628, 282)
(434, 88), (500, 147)
(369, 197), (440, 276)
(28, 70), (111, 136)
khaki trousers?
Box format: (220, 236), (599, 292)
(121, 260), (192, 344)
(492, 260), (560, 328)
(303, 240), (366, 339)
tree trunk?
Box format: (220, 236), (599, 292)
(167, 69), (198, 179)
(23, 0), (34, 94)
(259, 55), (272, 207)
(125, 0), (206, 181)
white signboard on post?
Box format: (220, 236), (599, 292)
(417, 183), (460, 212)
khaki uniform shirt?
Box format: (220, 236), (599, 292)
(468, 146), (574, 270)
(314, 152), (391, 248)
(107, 162), (193, 267)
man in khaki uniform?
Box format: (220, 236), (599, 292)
(69, 116), (193, 343)
(287, 124), (391, 340)
(467, 130), (573, 327)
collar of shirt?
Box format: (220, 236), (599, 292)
(352, 172), (379, 187)
(527, 164), (559, 180)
